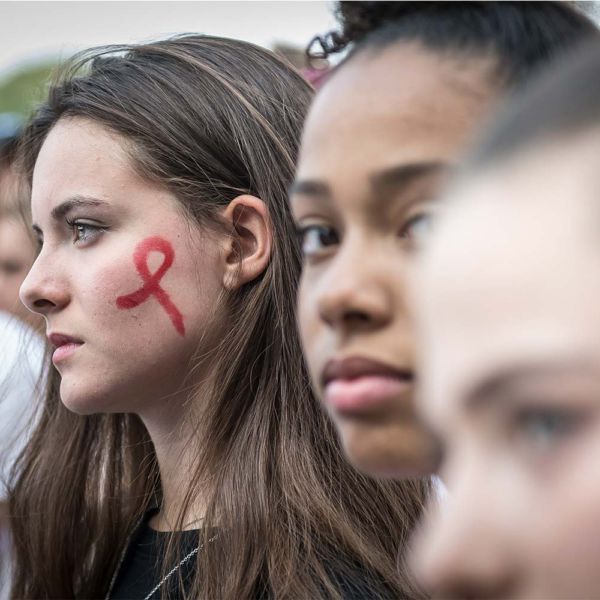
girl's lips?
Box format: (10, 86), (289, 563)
(48, 333), (84, 364)
(321, 356), (414, 415)
(52, 342), (83, 364)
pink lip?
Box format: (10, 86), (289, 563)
(48, 333), (84, 364)
(321, 356), (413, 415)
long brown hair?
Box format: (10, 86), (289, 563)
(10, 35), (430, 599)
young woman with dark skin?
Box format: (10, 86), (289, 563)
(11, 35), (429, 599)
(292, 1), (597, 479)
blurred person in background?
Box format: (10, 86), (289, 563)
(10, 35), (429, 600)
(0, 125), (43, 600)
(292, 1), (597, 480)
(272, 42), (331, 89)
(411, 41), (600, 599)
(0, 127), (42, 329)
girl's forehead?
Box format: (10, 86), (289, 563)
(305, 44), (497, 144)
(298, 52), (499, 204)
(31, 120), (138, 217)
(430, 132), (600, 257)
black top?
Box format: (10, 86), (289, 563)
(109, 513), (397, 600)
(110, 519), (199, 600)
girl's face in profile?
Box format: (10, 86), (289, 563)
(291, 42), (498, 477)
(20, 117), (225, 416)
(412, 133), (600, 599)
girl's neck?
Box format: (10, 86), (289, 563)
(139, 394), (209, 533)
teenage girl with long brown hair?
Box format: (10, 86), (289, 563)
(9, 35), (429, 599)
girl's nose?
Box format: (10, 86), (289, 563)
(19, 253), (70, 318)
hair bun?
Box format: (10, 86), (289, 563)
(336, 1), (421, 45)
(308, 1), (458, 60)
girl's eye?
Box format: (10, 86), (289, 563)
(512, 407), (584, 455)
(67, 219), (105, 244)
(297, 224), (339, 258)
(399, 212), (434, 245)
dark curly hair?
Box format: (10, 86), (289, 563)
(308, 1), (598, 86)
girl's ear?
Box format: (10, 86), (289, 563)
(221, 194), (273, 290)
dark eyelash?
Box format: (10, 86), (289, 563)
(65, 218), (107, 244)
(65, 217), (104, 230)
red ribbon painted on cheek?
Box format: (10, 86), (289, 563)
(116, 236), (185, 336)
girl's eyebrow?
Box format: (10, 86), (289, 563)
(290, 161), (450, 204)
(31, 195), (109, 240)
(370, 161), (449, 197)
(463, 358), (598, 414)
(50, 195), (109, 221)
(32, 196), (111, 235)
(289, 179), (330, 200)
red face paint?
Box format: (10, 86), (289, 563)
(116, 236), (185, 336)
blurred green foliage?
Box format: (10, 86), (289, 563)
(0, 62), (57, 118)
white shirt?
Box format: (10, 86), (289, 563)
(0, 311), (44, 498)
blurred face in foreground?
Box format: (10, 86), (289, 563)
(292, 42), (499, 477)
(412, 131), (600, 599)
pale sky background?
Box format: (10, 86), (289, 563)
(0, 1), (337, 81)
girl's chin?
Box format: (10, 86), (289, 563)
(61, 396), (105, 415)
(339, 421), (438, 479)
(59, 381), (119, 415)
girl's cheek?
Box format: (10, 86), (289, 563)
(84, 232), (221, 342)
(83, 251), (146, 324)
(534, 437), (600, 568)
(113, 237), (186, 336)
